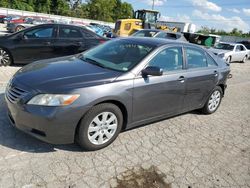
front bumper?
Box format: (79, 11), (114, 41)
(5, 95), (89, 144)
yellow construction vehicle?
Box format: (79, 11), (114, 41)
(113, 9), (178, 37)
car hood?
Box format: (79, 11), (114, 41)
(14, 55), (123, 92)
(209, 48), (231, 55)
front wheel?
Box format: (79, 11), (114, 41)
(201, 86), (223, 114)
(0, 48), (12, 66)
(77, 103), (123, 151)
(226, 56), (231, 63)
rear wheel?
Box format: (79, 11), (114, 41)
(15, 26), (25, 32)
(242, 55), (247, 63)
(201, 86), (223, 114)
(0, 48), (12, 66)
(77, 103), (123, 151)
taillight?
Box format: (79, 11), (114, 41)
(99, 40), (106, 44)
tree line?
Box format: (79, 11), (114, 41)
(0, 0), (133, 22)
(0, 0), (249, 37)
(197, 26), (250, 37)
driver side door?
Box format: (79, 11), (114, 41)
(12, 25), (57, 64)
(132, 46), (186, 122)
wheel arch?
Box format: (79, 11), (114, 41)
(74, 99), (129, 141)
(217, 84), (225, 96)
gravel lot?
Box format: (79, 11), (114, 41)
(0, 63), (250, 187)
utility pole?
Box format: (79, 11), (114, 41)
(152, 0), (155, 10)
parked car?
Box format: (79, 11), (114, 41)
(239, 41), (250, 59)
(132, 29), (187, 42)
(7, 17), (51, 33)
(5, 38), (231, 150)
(0, 15), (6, 23)
(0, 23), (108, 66)
(3, 15), (21, 24)
(210, 42), (249, 63)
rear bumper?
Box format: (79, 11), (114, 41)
(5, 95), (89, 144)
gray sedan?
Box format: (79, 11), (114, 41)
(210, 42), (249, 63)
(5, 38), (230, 150)
(132, 29), (188, 42)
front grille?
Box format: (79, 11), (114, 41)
(6, 86), (28, 103)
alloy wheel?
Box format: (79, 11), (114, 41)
(87, 112), (118, 145)
(208, 90), (221, 112)
(0, 48), (11, 66)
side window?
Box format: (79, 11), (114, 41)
(24, 27), (53, 39)
(59, 26), (82, 38)
(186, 48), (207, 69)
(148, 47), (183, 72)
(235, 45), (241, 52)
(81, 29), (96, 39)
(240, 45), (245, 51)
(207, 54), (218, 67)
(124, 23), (131, 31)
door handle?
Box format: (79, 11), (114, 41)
(177, 76), (185, 83)
(44, 41), (51, 45)
(214, 71), (218, 77)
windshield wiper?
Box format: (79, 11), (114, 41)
(82, 57), (109, 69)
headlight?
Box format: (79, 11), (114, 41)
(27, 94), (80, 106)
(218, 53), (225, 58)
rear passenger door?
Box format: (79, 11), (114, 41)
(183, 46), (219, 111)
(54, 25), (86, 56)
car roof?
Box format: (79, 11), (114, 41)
(137, 29), (182, 35)
(120, 37), (195, 47)
(219, 42), (238, 46)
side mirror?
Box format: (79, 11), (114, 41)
(15, 33), (24, 40)
(141, 66), (163, 76)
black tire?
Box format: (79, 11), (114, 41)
(0, 48), (12, 66)
(15, 26), (25, 32)
(242, 55), (247, 63)
(77, 103), (123, 151)
(201, 86), (223, 114)
(226, 56), (231, 63)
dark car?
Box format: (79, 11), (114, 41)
(5, 38), (230, 150)
(0, 24), (108, 66)
(239, 41), (250, 49)
(132, 29), (187, 42)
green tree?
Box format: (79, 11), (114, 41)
(50, 0), (70, 15)
(86, 0), (116, 22)
(0, 0), (9, 7)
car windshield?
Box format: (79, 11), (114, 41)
(214, 43), (234, 50)
(80, 40), (156, 72)
(132, 30), (159, 37)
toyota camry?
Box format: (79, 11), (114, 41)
(5, 38), (231, 150)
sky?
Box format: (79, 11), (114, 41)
(123, 0), (250, 32)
